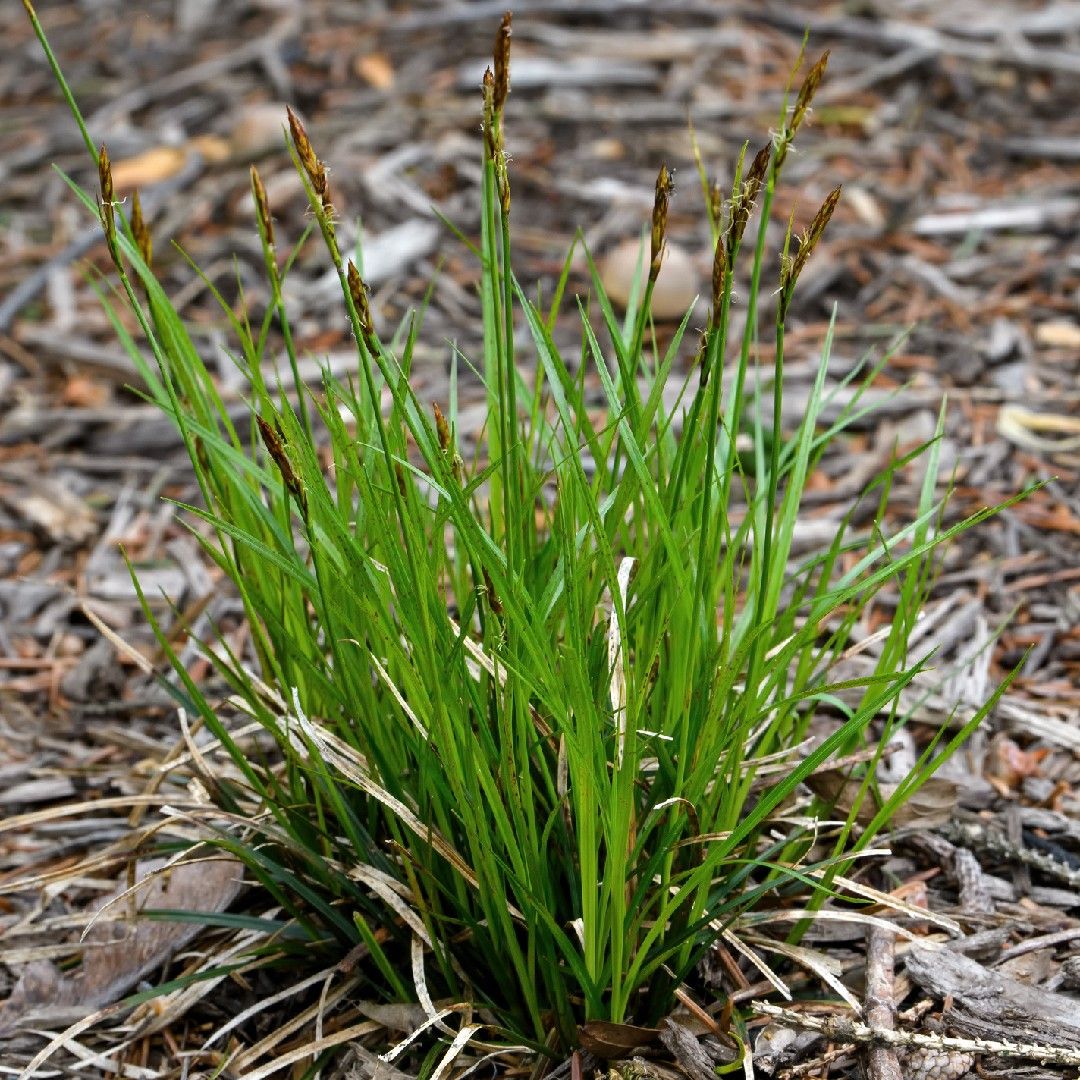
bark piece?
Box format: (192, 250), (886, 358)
(905, 941), (1080, 1050)
(864, 926), (903, 1080)
(658, 1017), (716, 1080)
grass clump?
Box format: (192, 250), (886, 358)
(28, 4), (1021, 1067)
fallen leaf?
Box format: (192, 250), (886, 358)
(578, 1019), (660, 1058)
(0, 776), (78, 806)
(591, 137), (625, 160)
(109, 146), (189, 192)
(356, 1000), (429, 1032)
(0, 855), (244, 1035)
(804, 768), (959, 830)
(845, 185), (885, 229)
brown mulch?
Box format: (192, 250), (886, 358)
(1, 0), (1079, 1076)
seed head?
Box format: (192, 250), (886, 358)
(287, 107), (317, 181)
(482, 567), (503, 616)
(97, 143), (113, 207)
(696, 327), (712, 386)
(130, 190), (152, 267)
(650, 163), (674, 281)
(788, 184), (842, 288)
(780, 185), (842, 319)
(708, 178), (724, 230)
(493, 11), (512, 114)
(790, 51), (829, 137)
(648, 655), (660, 686)
(97, 144), (115, 243)
(710, 233), (727, 315)
(347, 260), (375, 346)
(433, 403), (464, 480)
(482, 68), (498, 162)
(728, 141), (770, 259)
(496, 158), (511, 214)
(481, 65), (510, 211)
(193, 435), (210, 478)
(433, 401), (451, 454)
(287, 105), (329, 210)
(250, 166), (274, 248)
(257, 415), (307, 513)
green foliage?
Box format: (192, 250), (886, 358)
(28, 5), (1022, 1057)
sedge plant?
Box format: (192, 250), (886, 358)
(27, 4), (1023, 1062)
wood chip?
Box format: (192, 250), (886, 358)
(355, 52), (395, 90)
(905, 941), (1080, 1050)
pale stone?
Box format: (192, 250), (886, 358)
(598, 238), (700, 321)
(227, 102), (295, 161)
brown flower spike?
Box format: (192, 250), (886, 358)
(97, 144), (115, 244)
(286, 107), (318, 186)
(728, 141), (770, 260)
(708, 179), (724, 232)
(97, 143), (113, 207)
(710, 235), (727, 318)
(257, 416), (307, 514)
(774, 51), (830, 172)
(433, 401), (452, 455)
(130, 190), (151, 267)
(347, 260), (376, 348)
(482, 68), (497, 161)
(786, 184), (842, 291)
(790, 51), (830, 138)
(493, 11), (511, 114)
(482, 567), (503, 616)
(650, 164), (674, 281)
(482, 64), (511, 213)
(287, 105), (331, 214)
(780, 184), (842, 319)
(250, 165), (274, 249)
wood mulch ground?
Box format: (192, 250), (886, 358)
(1, 1), (1078, 1077)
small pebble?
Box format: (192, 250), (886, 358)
(56, 633), (85, 658)
(227, 102), (295, 161)
(599, 238), (700, 322)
